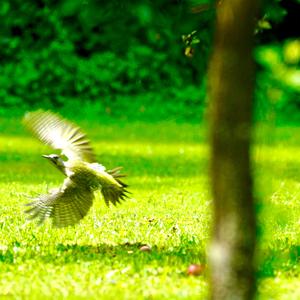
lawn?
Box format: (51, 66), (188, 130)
(0, 117), (299, 299)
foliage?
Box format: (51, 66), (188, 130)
(0, 0), (213, 121)
(0, 120), (299, 298)
(255, 39), (300, 123)
(0, 0), (298, 122)
(261, 0), (287, 24)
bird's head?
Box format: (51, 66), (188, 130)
(42, 154), (66, 174)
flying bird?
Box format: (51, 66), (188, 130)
(23, 110), (128, 228)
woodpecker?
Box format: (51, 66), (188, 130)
(23, 110), (128, 228)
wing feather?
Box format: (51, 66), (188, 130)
(25, 178), (94, 228)
(23, 110), (96, 162)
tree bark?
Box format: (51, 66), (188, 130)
(208, 0), (259, 299)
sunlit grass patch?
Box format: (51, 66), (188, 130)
(0, 120), (299, 299)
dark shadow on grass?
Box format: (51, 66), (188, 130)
(254, 161), (300, 182)
(0, 241), (206, 270)
(256, 244), (300, 278)
(54, 242), (205, 264)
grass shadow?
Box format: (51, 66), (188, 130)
(257, 244), (300, 278)
(0, 241), (206, 270)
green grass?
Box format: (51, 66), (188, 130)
(0, 118), (299, 299)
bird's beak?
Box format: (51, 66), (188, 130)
(42, 155), (58, 166)
(42, 155), (54, 163)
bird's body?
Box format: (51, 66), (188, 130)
(63, 160), (112, 189)
(23, 110), (128, 228)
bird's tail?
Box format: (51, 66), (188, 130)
(101, 185), (128, 206)
(107, 167), (128, 188)
(102, 167), (129, 206)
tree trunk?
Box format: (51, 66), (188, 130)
(208, 0), (259, 299)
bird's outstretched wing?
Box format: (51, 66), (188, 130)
(25, 178), (94, 228)
(23, 110), (96, 162)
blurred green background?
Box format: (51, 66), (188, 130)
(0, 1), (300, 299)
(0, 0), (299, 123)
